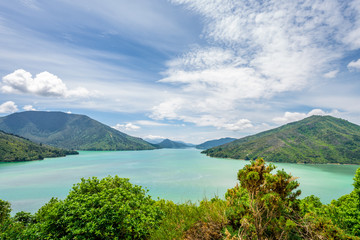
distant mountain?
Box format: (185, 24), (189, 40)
(0, 111), (156, 151)
(196, 137), (236, 150)
(203, 115), (360, 164)
(144, 138), (166, 144)
(0, 130), (77, 162)
(156, 139), (191, 149)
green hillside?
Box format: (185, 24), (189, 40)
(156, 139), (190, 149)
(0, 111), (156, 151)
(0, 131), (78, 162)
(196, 137), (236, 150)
(204, 115), (360, 164)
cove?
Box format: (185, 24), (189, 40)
(0, 148), (358, 214)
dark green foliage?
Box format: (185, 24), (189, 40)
(0, 111), (156, 151)
(204, 115), (360, 164)
(0, 130), (78, 162)
(196, 137), (236, 150)
(155, 139), (190, 149)
(28, 176), (163, 239)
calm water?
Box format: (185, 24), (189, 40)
(0, 148), (358, 214)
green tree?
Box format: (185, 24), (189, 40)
(28, 176), (163, 239)
(225, 159), (302, 239)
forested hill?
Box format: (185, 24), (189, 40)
(0, 111), (156, 151)
(203, 115), (360, 164)
(196, 137), (236, 150)
(155, 139), (190, 149)
(0, 130), (78, 162)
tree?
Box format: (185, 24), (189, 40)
(29, 176), (164, 239)
(225, 159), (302, 239)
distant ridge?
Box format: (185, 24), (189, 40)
(203, 115), (360, 164)
(196, 137), (236, 150)
(0, 111), (156, 151)
(0, 130), (77, 162)
(156, 139), (191, 149)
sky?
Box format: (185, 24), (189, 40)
(0, 0), (360, 144)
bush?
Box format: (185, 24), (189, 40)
(30, 176), (163, 239)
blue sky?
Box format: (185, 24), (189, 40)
(1, 0), (360, 144)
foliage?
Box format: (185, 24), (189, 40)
(150, 198), (227, 240)
(2, 161), (360, 239)
(0, 111), (156, 151)
(0, 130), (78, 162)
(204, 115), (360, 164)
(225, 158), (303, 239)
(324, 167), (360, 236)
(26, 176), (163, 239)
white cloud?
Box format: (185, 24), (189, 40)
(144, 135), (166, 140)
(323, 70), (339, 78)
(0, 101), (18, 113)
(135, 120), (171, 126)
(348, 59), (360, 71)
(23, 105), (36, 111)
(273, 109), (338, 124)
(112, 123), (141, 131)
(1, 69), (90, 98)
(151, 0), (360, 132)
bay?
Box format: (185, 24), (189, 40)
(0, 148), (358, 214)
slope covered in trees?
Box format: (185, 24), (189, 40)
(204, 115), (360, 164)
(0, 130), (77, 162)
(196, 137), (236, 150)
(155, 139), (190, 149)
(0, 111), (156, 151)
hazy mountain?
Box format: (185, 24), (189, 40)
(156, 139), (191, 149)
(203, 115), (360, 164)
(0, 130), (78, 162)
(0, 111), (156, 151)
(196, 137), (237, 150)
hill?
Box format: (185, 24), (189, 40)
(156, 139), (191, 149)
(203, 115), (360, 164)
(0, 130), (78, 162)
(196, 137), (236, 150)
(0, 111), (156, 151)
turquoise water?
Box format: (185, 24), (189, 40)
(0, 148), (358, 214)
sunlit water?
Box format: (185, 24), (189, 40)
(0, 148), (358, 213)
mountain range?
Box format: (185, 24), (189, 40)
(203, 115), (360, 164)
(0, 111), (156, 151)
(0, 130), (78, 162)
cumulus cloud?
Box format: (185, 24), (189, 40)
(348, 59), (360, 71)
(23, 105), (36, 111)
(273, 109), (339, 124)
(112, 123), (141, 131)
(1, 69), (90, 98)
(0, 101), (18, 113)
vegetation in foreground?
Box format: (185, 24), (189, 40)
(204, 115), (360, 164)
(1, 159), (360, 239)
(0, 130), (78, 162)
